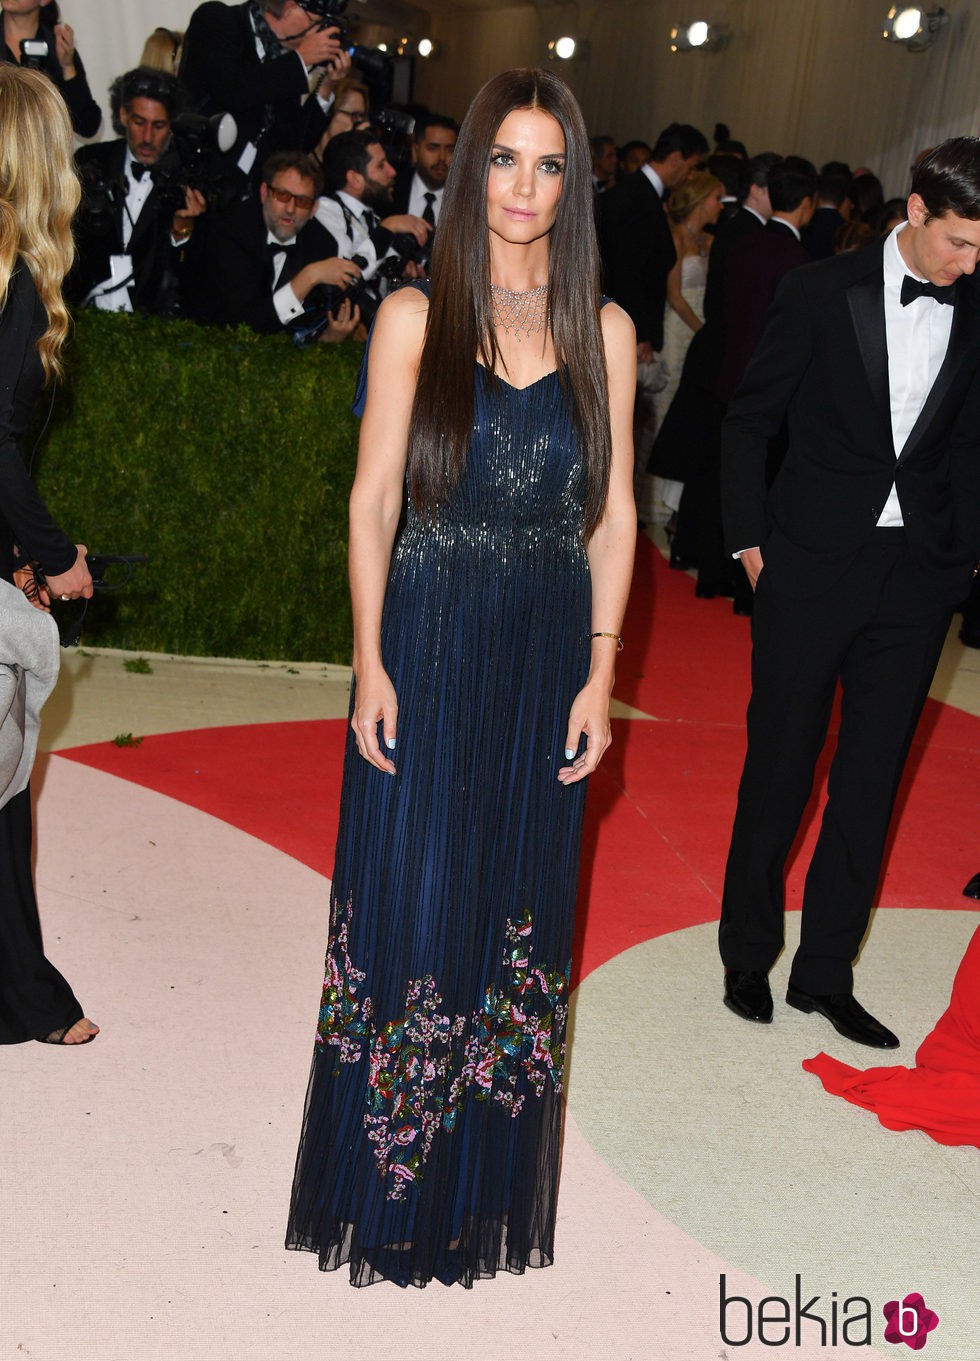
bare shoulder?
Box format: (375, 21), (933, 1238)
(366, 285), (429, 375)
(375, 284), (429, 335)
(600, 300), (636, 356)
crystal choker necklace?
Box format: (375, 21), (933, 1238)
(490, 282), (548, 341)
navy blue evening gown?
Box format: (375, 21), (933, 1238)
(286, 322), (594, 1287)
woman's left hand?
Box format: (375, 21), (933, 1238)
(54, 23), (76, 77)
(557, 680), (612, 785)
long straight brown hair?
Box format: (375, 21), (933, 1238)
(407, 68), (611, 538)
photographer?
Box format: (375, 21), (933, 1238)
(185, 149), (359, 341)
(179, 1), (350, 184)
(315, 129), (430, 312)
(0, 0), (100, 137)
(69, 68), (207, 316)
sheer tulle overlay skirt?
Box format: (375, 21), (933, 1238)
(286, 371), (592, 1287)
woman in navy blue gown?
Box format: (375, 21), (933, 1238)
(287, 68), (636, 1287)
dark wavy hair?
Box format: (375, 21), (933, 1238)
(912, 137), (980, 221)
(408, 68), (611, 538)
(109, 66), (178, 133)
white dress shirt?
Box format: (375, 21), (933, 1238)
(878, 222), (954, 526)
(122, 149), (153, 248)
(315, 190), (386, 279)
(640, 163), (665, 199)
(268, 230), (305, 325)
(406, 173), (443, 225)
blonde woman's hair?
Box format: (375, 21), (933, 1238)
(667, 169), (722, 225)
(139, 26), (183, 75)
(0, 65), (79, 382)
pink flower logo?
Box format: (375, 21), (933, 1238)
(883, 1293), (939, 1349)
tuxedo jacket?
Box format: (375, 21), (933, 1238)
(722, 239), (980, 601)
(596, 170), (676, 351)
(391, 167), (414, 215)
(69, 142), (183, 315)
(802, 206), (845, 262)
(717, 219), (809, 403)
(178, 2), (329, 176)
(184, 196), (339, 332)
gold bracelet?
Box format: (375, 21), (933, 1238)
(590, 631), (623, 651)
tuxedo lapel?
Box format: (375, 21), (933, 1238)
(845, 254), (890, 433)
(897, 284), (978, 465)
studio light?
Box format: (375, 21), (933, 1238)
(547, 35), (578, 60)
(417, 37), (438, 58)
(882, 5), (949, 50)
(669, 21), (731, 52)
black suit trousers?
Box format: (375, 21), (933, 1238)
(719, 530), (952, 993)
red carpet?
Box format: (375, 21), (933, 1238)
(61, 536), (980, 987)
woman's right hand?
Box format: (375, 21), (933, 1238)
(43, 545), (94, 603)
(351, 665), (398, 775)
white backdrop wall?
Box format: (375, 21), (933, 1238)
(74, 1), (980, 199)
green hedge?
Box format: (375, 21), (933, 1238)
(35, 310), (363, 662)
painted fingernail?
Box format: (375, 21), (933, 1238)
(565, 747), (575, 760)
(386, 737), (396, 749)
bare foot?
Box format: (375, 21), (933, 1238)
(38, 1017), (100, 1045)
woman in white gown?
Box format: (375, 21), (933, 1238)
(656, 170), (724, 520)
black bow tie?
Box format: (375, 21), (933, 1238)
(265, 239), (296, 260)
(129, 162), (153, 183)
(900, 275), (955, 307)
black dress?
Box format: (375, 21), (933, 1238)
(286, 338), (594, 1287)
(0, 267), (84, 1044)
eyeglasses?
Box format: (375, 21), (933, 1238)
(266, 184), (316, 211)
(334, 107), (365, 121)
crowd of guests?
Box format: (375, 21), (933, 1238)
(2, 2), (974, 644)
(588, 122), (974, 631)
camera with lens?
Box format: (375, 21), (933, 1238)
(150, 110), (241, 213)
(288, 235), (427, 346)
(295, 0), (393, 80)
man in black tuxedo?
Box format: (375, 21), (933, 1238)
(186, 150), (359, 337)
(70, 67), (206, 316)
(716, 157), (817, 404)
(720, 138), (980, 1047)
(596, 123), (708, 507)
(391, 114), (458, 229)
(178, 0), (348, 184)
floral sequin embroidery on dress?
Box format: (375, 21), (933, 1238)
(316, 899), (570, 1199)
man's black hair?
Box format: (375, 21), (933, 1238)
(109, 66), (178, 134)
(708, 153), (741, 198)
(739, 151), (781, 200)
(618, 139), (651, 163)
(650, 123), (709, 164)
(912, 136), (980, 221)
(767, 156), (818, 214)
(716, 138), (748, 159)
(320, 129), (378, 193)
(821, 160), (852, 180)
(414, 113), (459, 142)
(817, 171), (852, 208)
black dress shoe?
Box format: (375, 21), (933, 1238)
(785, 987), (899, 1048)
(963, 872), (980, 900)
(724, 969), (773, 1023)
